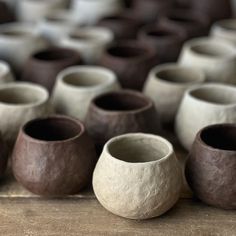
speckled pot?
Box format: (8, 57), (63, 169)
(99, 41), (158, 90)
(143, 63), (205, 125)
(175, 83), (236, 150)
(52, 66), (120, 121)
(85, 90), (160, 152)
(0, 61), (15, 84)
(178, 37), (236, 84)
(21, 47), (81, 93)
(93, 133), (182, 219)
(12, 116), (97, 196)
(186, 124), (236, 209)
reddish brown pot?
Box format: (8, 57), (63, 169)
(21, 47), (81, 93)
(85, 90), (160, 153)
(99, 41), (158, 90)
(12, 116), (97, 196)
(186, 124), (236, 210)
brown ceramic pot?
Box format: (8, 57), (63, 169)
(186, 124), (236, 210)
(21, 47), (81, 93)
(85, 90), (160, 153)
(12, 116), (97, 196)
(99, 41), (158, 90)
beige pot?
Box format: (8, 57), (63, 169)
(0, 60), (14, 83)
(178, 37), (236, 84)
(143, 63), (205, 124)
(52, 66), (120, 121)
(93, 133), (182, 220)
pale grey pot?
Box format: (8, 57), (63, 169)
(0, 60), (14, 84)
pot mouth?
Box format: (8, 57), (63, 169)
(0, 61), (10, 77)
(145, 28), (176, 38)
(23, 116), (84, 142)
(92, 90), (152, 113)
(168, 15), (196, 25)
(215, 19), (236, 31)
(199, 124), (236, 152)
(0, 82), (48, 107)
(105, 133), (173, 163)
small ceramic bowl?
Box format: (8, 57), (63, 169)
(0, 61), (14, 84)
(93, 133), (182, 219)
(12, 115), (97, 196)
(186, 124), (236, 209)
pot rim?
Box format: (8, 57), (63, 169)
(103, 133), (174, 165)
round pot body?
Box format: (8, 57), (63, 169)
(143, 63), (205, 125)
(186, 124), (236, 209)
(175, 83), (236, 150)
(12, 116), (97, 196)
(59, 27), (114, 64)
(93, 133), (182, 219)
(0, 82), (50, 145)
(0, 61), (15, 84)
(178, 37), (236, 84)
(99, 41), (158, 91)
(52, 66), (120, 121)
(21, 47), (81, 93)
(85, 90), (160, 152)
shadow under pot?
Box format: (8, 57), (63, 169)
(99, 41), (158, 90)
(186, 124), (236, 209)
(85, 90), (160, 153)
(93, 133), (182, 219)
(21, 47), (81, 93)
(12, 116), (97, 196)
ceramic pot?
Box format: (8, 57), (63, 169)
(0, 23), (48, 75)
(52, 66), (120, 121)
(186, 124), (236, 209)
(0, 61), (15, 84)
(0, 1), (15, 23)
(85, 90), (160, 152)
(99, 41), (158, 90)
(0, 82), (50, 145)
(21, 47), (81, 93)
(71, 0), (124, 25)
(143, 63), (205, 125)
(59, 27), (114, 64)
(138, 24), (186, 63)
(175, 83), (236, 150)
(93, 133), (182, 219)
(178, 37), (236, 84)
(12, 116), (97, 196)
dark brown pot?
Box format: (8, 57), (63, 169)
(21, 47), (81, 93)
(99, 41), (158, 91)
(138, 24), (186, 63)
(12, 116), (97, 196)
(0, 2), (15, 24)
(85, 90), (160, 153)
(186, 124), (236, 210)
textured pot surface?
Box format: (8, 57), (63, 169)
(93, 133), (182, 219)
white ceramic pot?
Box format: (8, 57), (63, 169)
(71, 0), (124, 25)
(175, 83), (236, 150)
(93, 133), (182, 219)
(178, 37), (236, 84)
(0, 60), (14, 83)
(0, 23), (48, 74)
(52, 66), (120, 121)
(59, 27), (114, 64)
(0, 82), (51, 145)
(143, 63), (205, 124)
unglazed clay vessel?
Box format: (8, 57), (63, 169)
(52, 66), (120, 121)
(0, 82), (50, 145)
(21, 47), (81, 93)
(0, 61), (14, 84)
(12, 116), (97, 196)
(59, 27), (114, 64)
(99, 41), (158, 90)
(178, 37), (236, 84)
(186, 124), (236, 209)
(93, 133), (182, 219)
(85, 90), (160, 152)
(143, 64), (205, 125)
(175, 83), (236, 150)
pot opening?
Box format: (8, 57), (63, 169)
(108, 135), (170, 163)
(201, 125), (236, 151)
(108, 45), (147, 58)
(1, 30), (30, 37)
(147, 29), (174, 37)
(168, 15), (195, 24)
(69, 32), (96, 42)
(24, 117), (82, 141)
(102, 16), (124, 21)
(94, 92), (150, 111)
(45, 16), (65, 23)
